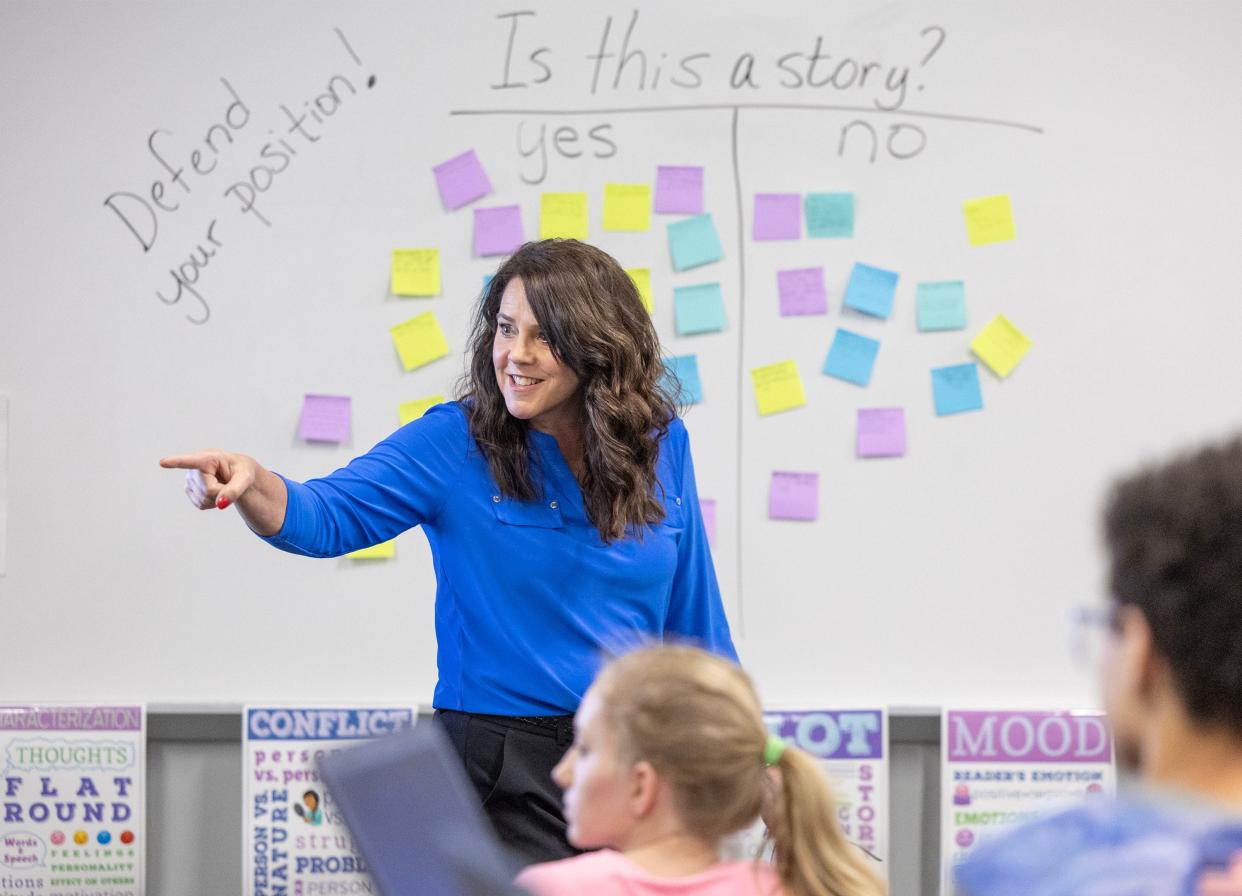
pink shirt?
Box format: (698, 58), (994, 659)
(516, 850), (785, 896)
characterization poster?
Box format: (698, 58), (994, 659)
(243, 705), (415, 896)
(765, 709), (888, 876)
(941, 709), (1114, 894)
(1, 705), (145, 896)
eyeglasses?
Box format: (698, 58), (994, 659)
(1068, 604), (1122, 669)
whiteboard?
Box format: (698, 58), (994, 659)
(3, 1), (1241, 708)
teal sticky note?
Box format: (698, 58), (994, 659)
(674, 283), (726, 335)
(931, 362), (983, 415)
(917, 281), (966, 331)
(662, 354), (703, 404)
(805, 193), (855, 238)
(844, 262), (899, 319)
(822, 328), (880, 386)
(667, 214), (724, 271)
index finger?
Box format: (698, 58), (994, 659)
(159, 452), (221, 472)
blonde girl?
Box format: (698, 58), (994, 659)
(516, 645), (884, 896)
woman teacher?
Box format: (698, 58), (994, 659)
(159, 239), (736, 864)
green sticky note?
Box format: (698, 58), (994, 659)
(805, 193), (855, 238)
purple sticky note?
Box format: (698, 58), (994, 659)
(768, 471), (818, 521)
(473, 205), (524, 257)
(654, 166), (704, 214)
(753, 193), (801, 240)
(432, 150), (492, 210)
(857, 408), (906, 458)
(777, 267), (828, 316)
(700, 498), (717, 547)
(299, 394), (351, 443)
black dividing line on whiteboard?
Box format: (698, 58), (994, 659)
(450, 103), (1046, 134)
(730, 105), (747, 637)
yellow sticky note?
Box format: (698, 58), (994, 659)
(750, 360), (806, 416)
(349, 540), (396, 560)
(962, 194), (1016, 245)
(391, 249), (441, 296)
(603, 183), (652, 231)
(540, 193), (589, 239)
(390, 313), (450, 371)
(398, 394), (446, 426)
(626, 268), (653, 314)
(971, 314), (1032, 378)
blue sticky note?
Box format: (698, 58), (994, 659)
(931, 363), (983, 415)
(844, 263), (899, 319)
(917, 281), (967, 331)
(805, 193), (855, 238)
(662, 354), (703, 404)
(483, 274), (493, 289)
(822, 329), (880, 386)
(667, 214), (724, 271)
(674, 283), (726, 335)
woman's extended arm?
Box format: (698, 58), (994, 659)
(158, 450), (288, 537)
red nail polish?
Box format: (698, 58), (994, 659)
(217, 497), (231, 510)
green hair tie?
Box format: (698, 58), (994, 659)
(763, 735), (787, 767)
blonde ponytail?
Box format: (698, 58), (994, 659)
(765, 746), (885, 896)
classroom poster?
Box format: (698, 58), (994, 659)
(0, 705), (146, 896)
(764, 709), (888, 875)
(0, 395), (8, 576)
(242, 705), (415, 896)
(940, 709), (1114, 895)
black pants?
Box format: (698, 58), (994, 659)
(434, 709), (579, 867)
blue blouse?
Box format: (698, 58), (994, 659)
(262, 402), (736, 715)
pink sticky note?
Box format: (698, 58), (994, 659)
(857, 408), (906, 458)
(777, 267), (828, 316)
(299, 394), (351, 443)
(753, 193), (801, 240)
(654, 166), (704, 214)
(432, 150), (492, 210)
(473, 205), (524, 257)
(768, 471), (818, 521)
(699, 498), (717, 547)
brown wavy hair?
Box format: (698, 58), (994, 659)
(457, 239), (678, 542)
(595, 646), (885, 896)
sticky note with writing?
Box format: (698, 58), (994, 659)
(391, 313), (450, 371)
(473, 205), (524, 257)
(777, 267), (828, 316)
(971, 315), (1032, 377)
(750, 360), (806, 415)
(843, 262), (898, 319)
(540, 193), (588, 239)
(625, 268), (654, 313)
(769, 472), (818, 521)
(655, 166), (704, 214)
(823, 329), (880, 386)
(662, 354), (703, 405)
(391, 249), (440, 296)
(432, 149), (492, 210)
(931, 363), (983, 415)
(916, 281), (967, 331)
(349, 540), (396, 560)
(398, 395), (445, 426)
(856, 408), (906, 458)
(753, 193), (801, 240)
(299, 394), (351, 443)
(805, 192), (855, 238)
(963, 194), (1016, 245)
(667, 214), (723, 271)
(603, 183), (652, 231)
(673, 283), (726, 335)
